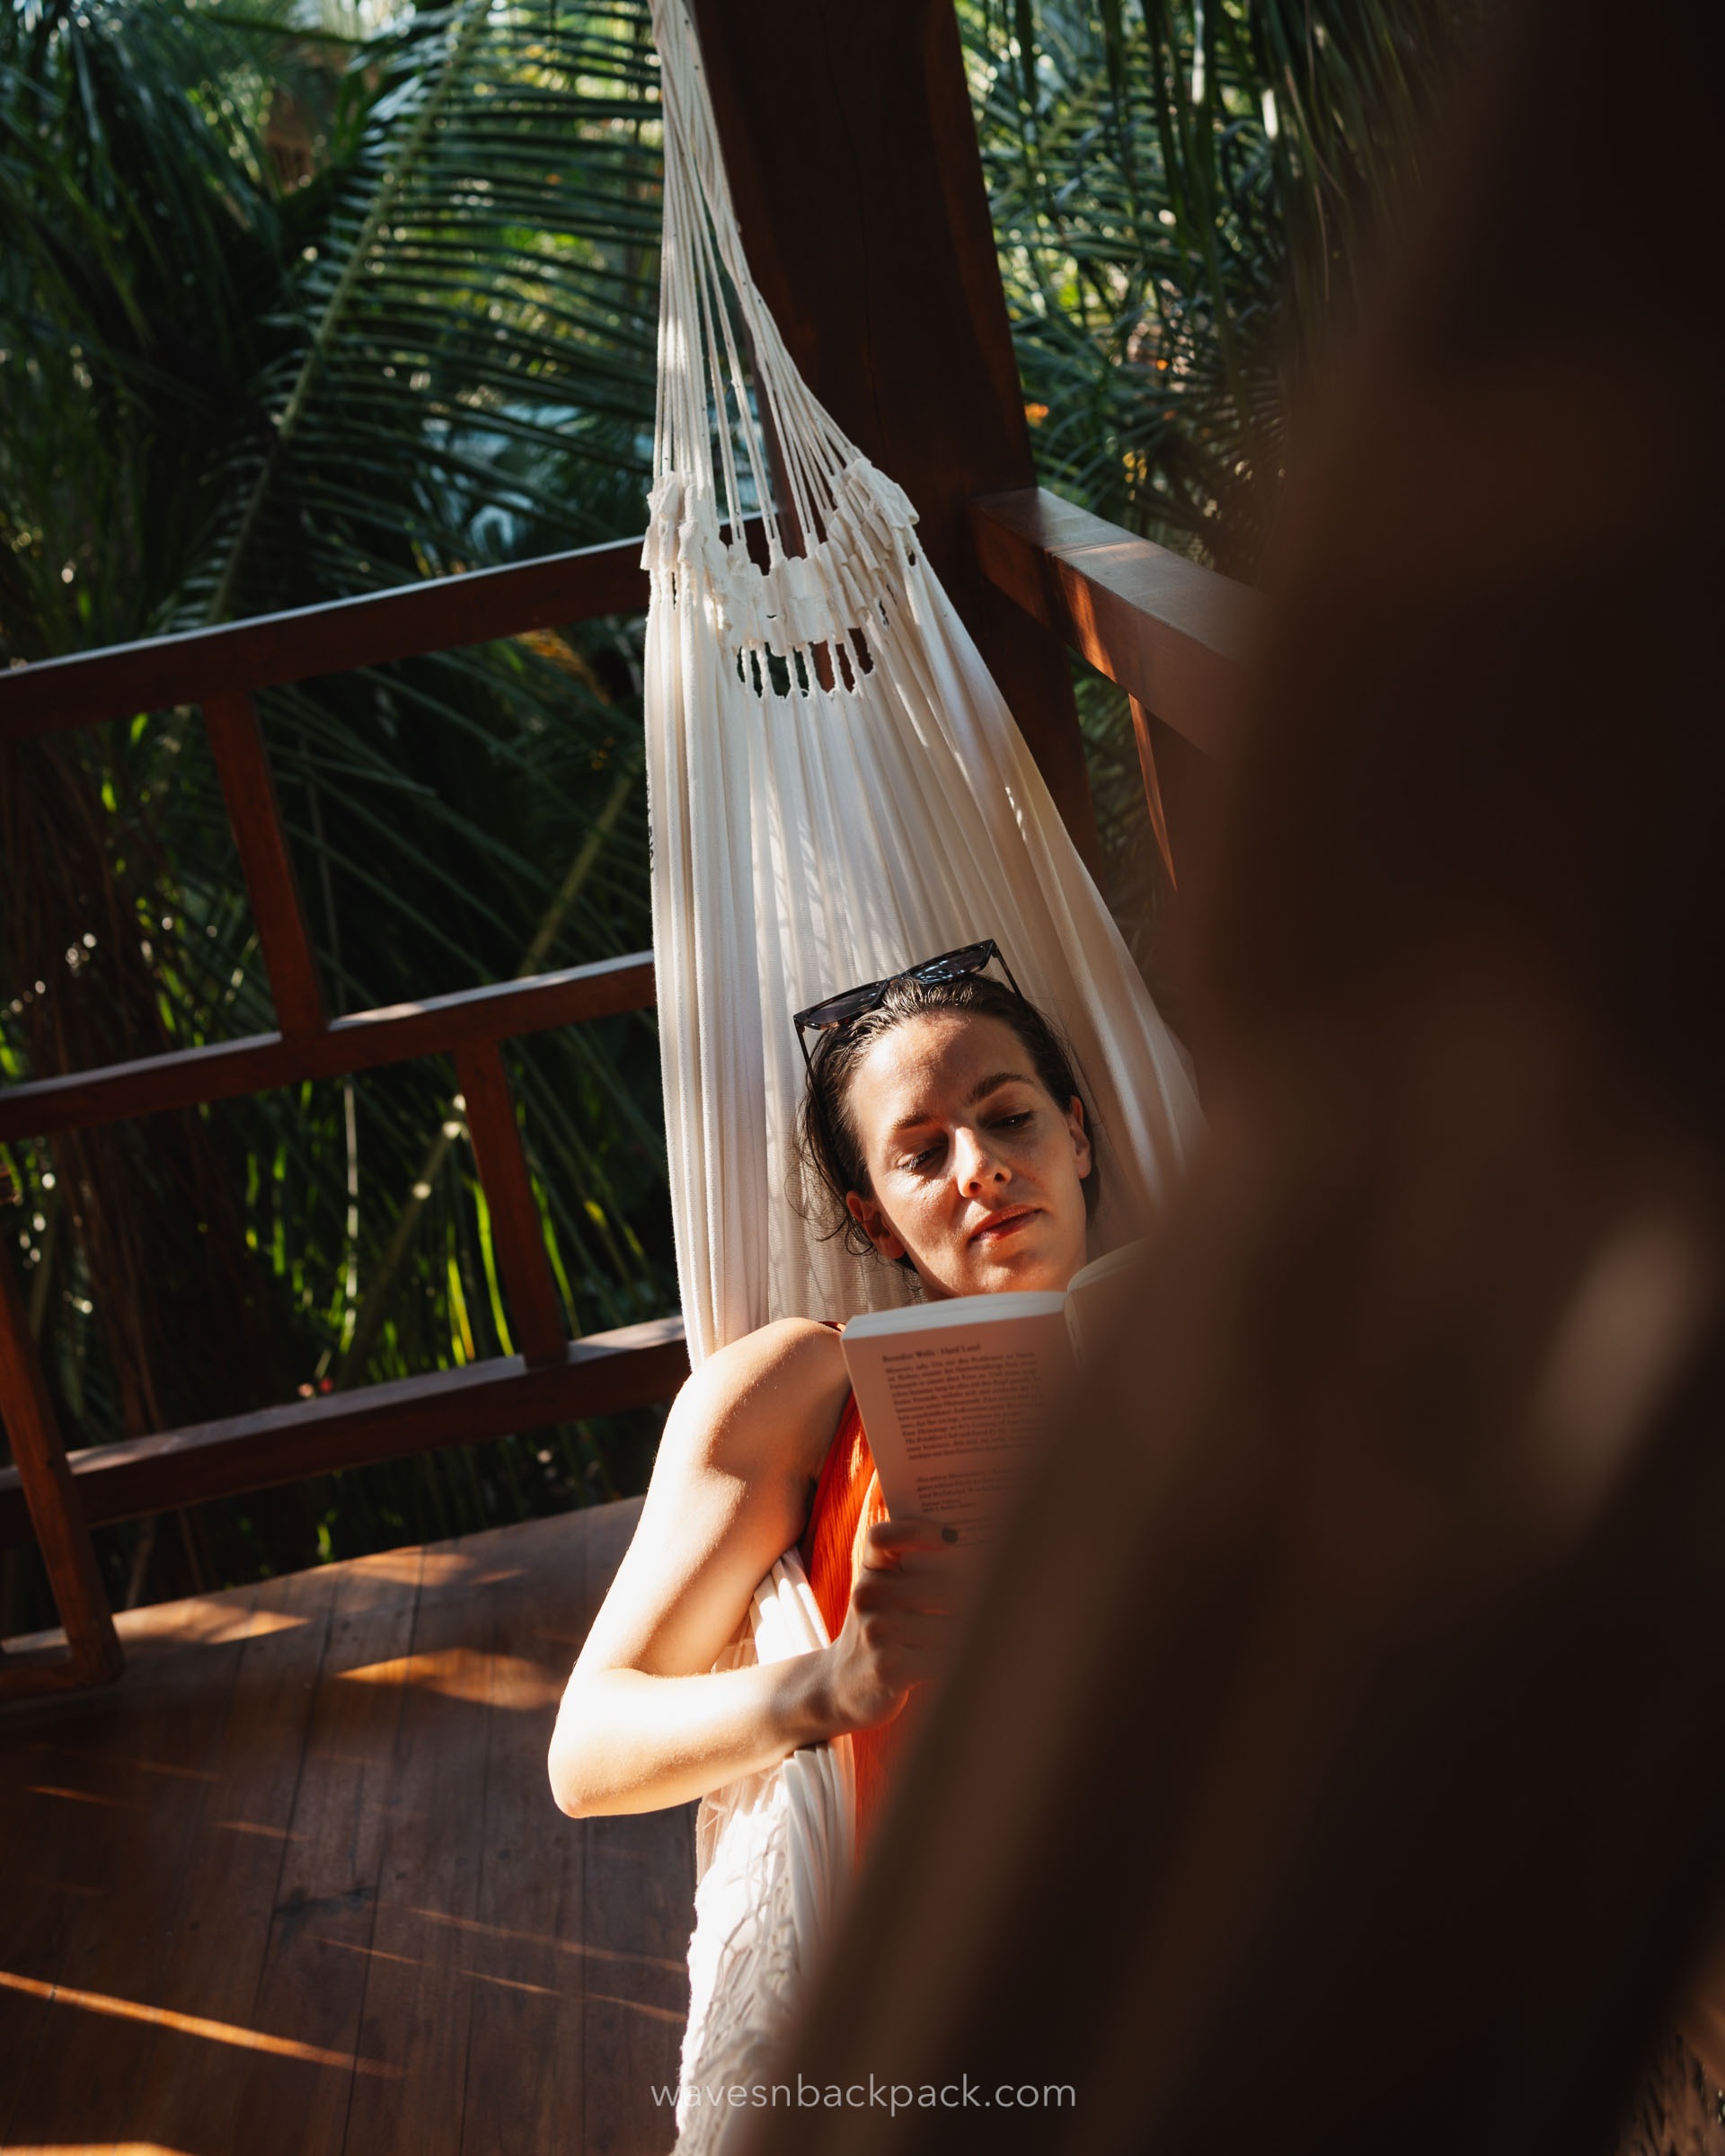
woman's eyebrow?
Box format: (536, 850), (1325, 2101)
(964, 1070), (1035, 1107)
(889, 1073), (1036, 1136)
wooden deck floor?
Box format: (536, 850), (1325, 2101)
(0, 1500), (695, 2156)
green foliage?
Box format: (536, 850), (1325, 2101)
(1, 0), (670, 1619)
(958, 0), (1479, 976)
(962, 0), (1480, 577)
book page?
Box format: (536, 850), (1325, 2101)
(843, 1299), (1074, 1541)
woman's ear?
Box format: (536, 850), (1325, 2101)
(1067, 1095), (1093, 1181)
(845, 1188), (907, 1262)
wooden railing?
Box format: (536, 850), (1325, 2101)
(0, 535), (680, 1697)
(971, 487), (1261, 890)
(0, 495), (1247, 1698)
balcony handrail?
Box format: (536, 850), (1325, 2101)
(0, 534), (649, 738)
(969, 486), (1260, 759)
(0, 951), (656, 1142)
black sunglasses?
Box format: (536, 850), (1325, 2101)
(792, 938), (1024, 1067)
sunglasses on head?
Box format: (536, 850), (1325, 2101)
(792, 938), (1024, 1068)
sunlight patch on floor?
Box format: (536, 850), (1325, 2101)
(411, 1904), (687, 1973)
(0, 1970), (402, 2078)
(334, 1645), (560, 1707)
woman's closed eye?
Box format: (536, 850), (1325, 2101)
(900, 1109), (1033, 1171)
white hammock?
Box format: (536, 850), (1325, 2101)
(643, 0), (1202, 2135)
(643, 0), (1202, 1372)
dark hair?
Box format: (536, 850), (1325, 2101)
(795, 972), (1100, 1263)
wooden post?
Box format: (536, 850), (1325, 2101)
(1129, 696), (1180, 896)
(203, 692), (328, 1038)
(0, 1242), (121, 1694)
(687, 0), (1101, 869)
(454, 1041), (567, 1367)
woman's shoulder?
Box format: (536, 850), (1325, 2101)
(666, 1317), (851, 1488)
(698, 1317), (850, 1431)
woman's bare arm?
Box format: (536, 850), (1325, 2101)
(548, 1317), (852, 1816)
(548, 1316), (964, 1817)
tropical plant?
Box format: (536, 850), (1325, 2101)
(955, 0), (1482, 983)
(962, 0), (1483, 579)
(1, 0), (669, 1622)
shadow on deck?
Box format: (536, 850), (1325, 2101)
(0, 1500), (694, 2155)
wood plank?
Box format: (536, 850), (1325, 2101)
(580, 1498), (697, 2156)
(0, 1318), (689, 1543)
(0, 1582), (265, 2150)
(220, 1548), (427, 2156)
(0, 1241), (120, 1692)
(969, 485), (1263, 758)
(456, 1518), (597, 2156)
(0, 949), (656, 1143)
(456, 1039), (566, 1367)
(688, 0), (1100, 864)
(0, 1635), (155, 2140)
(117, 1559), (352, 2156)
(0, 535), (650, 738)
(339, 1539), (511, 2156)
(456, 1505), (693, 2156)
(203, 692), (329, 1039)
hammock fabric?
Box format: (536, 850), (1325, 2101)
(643, 0), (1203, 2138)
(643, 0), (1202, 1372)
(675, 1553), (854, 2153)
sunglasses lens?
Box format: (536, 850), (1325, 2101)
(907, 940), (992, 985)
(796, 979), (886, 1032)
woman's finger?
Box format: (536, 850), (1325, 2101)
(861, 1514), (956, 1567)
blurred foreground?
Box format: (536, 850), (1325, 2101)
(736, 0), (1725, 2150)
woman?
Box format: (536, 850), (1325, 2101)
(547, 950), (1099, 1838)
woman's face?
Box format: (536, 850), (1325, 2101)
(842, 1011), (1092, 1299)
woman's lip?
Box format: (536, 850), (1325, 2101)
(969, 1206), (1037, 1242)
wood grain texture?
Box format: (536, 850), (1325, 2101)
(0, 949), (656, 1142)
(0, 535), (649, 738)
(203, 692), (329, 1039)
(0, 1317), (689, 1543)
(0, 1242), (120, 1693)
(688, 0), (1099, 864)
(970, 486), (1261, 758)
(0, 1503), (694, 2154)
(455, 1039), (567, 1367)
(4, 1583), (266, 2145)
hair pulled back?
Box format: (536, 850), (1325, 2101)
(795, 972), (1100, 1263)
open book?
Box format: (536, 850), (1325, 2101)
(839, 1244), (1142, 1541)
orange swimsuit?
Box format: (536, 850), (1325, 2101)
(797, 1392), (916, 1849)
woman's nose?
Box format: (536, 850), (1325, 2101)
(953, 1125), (1006, 1193)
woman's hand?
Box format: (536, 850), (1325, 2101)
(818, 1515), (966, 1735)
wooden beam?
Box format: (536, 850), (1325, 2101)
(1129, 695), (1181, 894)
(454, 1040), (566, 1366)
(0, 535), (649, 738)
(687, 0), (1100, 865)
(0, 1318), (690, 1543)
(0, 951), (656, 1142)
(203, 693), (328, 1038)
(0, 1245), (121, 1691)
(969, 487), (1263, 758)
